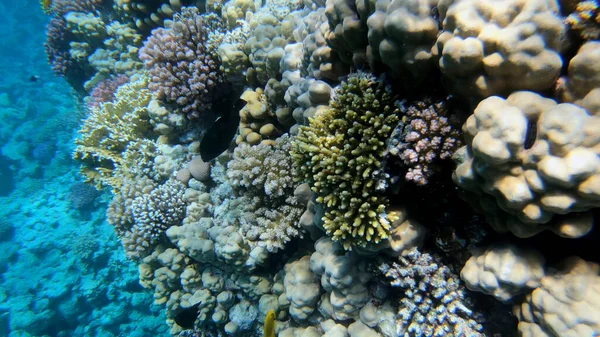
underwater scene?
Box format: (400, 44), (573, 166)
(1, 0), (600, 336)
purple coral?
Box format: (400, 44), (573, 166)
(388, 99), (463, 185)
(139, 8), (226, 123)
(45, 16), (72, 78)
(86, 74), (130, 108)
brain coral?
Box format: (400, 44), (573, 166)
(453, 91), (600, 238)
(139, 7), (227, 123)
(292, 72), (401, 249)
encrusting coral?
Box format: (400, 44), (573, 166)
(292, 72), (401, 249)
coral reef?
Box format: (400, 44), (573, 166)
(453, 91), (600, 238)
(292, 72), (401, 249)
(73, 76), (157, 190)
(387, 98), (464, 186)
(435, 0), (566, 98)
(565, 0), (600, 40)
(139, 8), (227, 122)
(513, 256), (600, 337)
(379, 248), (485, 337)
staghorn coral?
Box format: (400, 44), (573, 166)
(379, 248), (484, 337)
(453, 91), (600, 239)
(73, 76), (157, 190)
(292, 72), (400, 249)
(139, 7), (227, 123)
(387, 98), (463, 186)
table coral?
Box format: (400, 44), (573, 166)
(292, 72), (400, 249)
(453, 91), (600, 238)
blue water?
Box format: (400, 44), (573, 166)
(0, 1), (168, 336)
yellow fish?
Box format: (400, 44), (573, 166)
(263, 310), (276, 337)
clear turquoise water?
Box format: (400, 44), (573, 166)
(0, 1), (168, 335)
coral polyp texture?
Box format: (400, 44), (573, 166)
(73, 76), (157, 190)
(453, 91), (600, 238)
(139, 7), (227, 123)
(380, 248), (485, 337)
(513, 256), (600, 337)
(387, 98), (464, 186)
(435, 0), (566, 98)
(292, 72), (401, 249)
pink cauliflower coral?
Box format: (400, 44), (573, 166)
(388, 99), (463, 185)
(139, 8), (227, 124)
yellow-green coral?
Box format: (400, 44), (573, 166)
(73, 75), (156, 191)
(291, 72), (400, 249)
(566, 0), (600, 40)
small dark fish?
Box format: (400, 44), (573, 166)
(199, 93), (245, 162)
(29, 75), (39, 83)
(173, 302), (200, 329)
(524, 120), (537, 150)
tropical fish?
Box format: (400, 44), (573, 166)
(173, 302), (200, 330)
(29, 75), (39, 83)
(199, 91), (245, 162)
(263, 310), (276, 337)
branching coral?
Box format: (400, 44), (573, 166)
(387, 98), (463, 186)
(227, 135), (304, 252)
(379, 248), (485, 337)
(292, 72), (400, 249)
(122, 179), (186, 259)
(139, 7), (227, 123)
(73, 76), (157, 190)
(86, 74), (130, 108)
